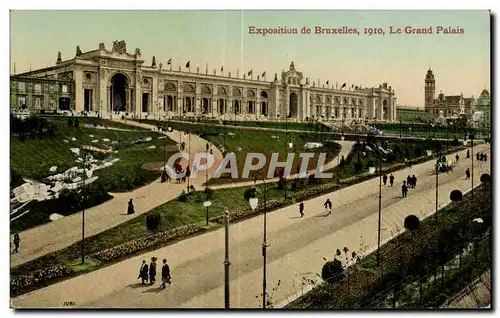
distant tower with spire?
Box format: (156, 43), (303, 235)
(425, 68), (435, 112)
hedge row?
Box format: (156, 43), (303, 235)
(90, 223), (202, 262)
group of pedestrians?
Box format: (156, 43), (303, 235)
(382, 173), (395, 186)
(476, 152), (488, 162)
(138, 257), (172, 289)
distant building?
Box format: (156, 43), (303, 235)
(473, 89), (491, 128)
(424, 68), (476, 123)
(10, 40), (399, 122)
(396, 106), (428, 122)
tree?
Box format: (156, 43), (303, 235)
(146, 214), (161, 231)
(321, 259), (344, 284)
(480, 173), (491, 184)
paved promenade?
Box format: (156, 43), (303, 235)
(11, 144), (490, 308)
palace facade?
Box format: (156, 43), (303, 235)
(11, 40), (398, 122)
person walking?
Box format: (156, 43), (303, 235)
(299, 202), (304, 218)
(411, 174), (417, 188)
(13, 232), (20, 253)
(149, 257), (157, 285)
(465, 168), (471, 180)
(389, 174), (395, 186)
(406, 175), (412, 188)
(383, 174), (388, 186)
(324, 198), (332, 216)
(402, 181), (408, 198)
(455, 154), (460, 163)
(480, 153), (484, 161)
(466, 149), (470, 158)
(160, 259), (171, 289)
(138, 260), (149, 284)
(127, 199), (135, 215)
(484, 153), (488, 162)
(477, 152), (480, 161)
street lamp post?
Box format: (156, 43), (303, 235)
(203, 200), (212, 225)
(284, 113), (288, 201)
(435, 151), (441, 224)
(223, 208), (230, 309)
(250, 172), (268, 309)
(376, 141), (383, 266)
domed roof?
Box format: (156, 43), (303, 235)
(480, 89), (489, 97)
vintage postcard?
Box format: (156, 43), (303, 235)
(9, 10), (491, 309)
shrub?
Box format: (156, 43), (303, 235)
(146, 214), (161, 231)
(450, 189), (463, 202)
(10, 169), (23, 188)
(243, 187), (257, 201)
(321, 259), (344, 284)
(178, 190), (188, 202)
(404, 215), (420, 231)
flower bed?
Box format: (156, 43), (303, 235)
(90, 223), (202, 262)
(11, 264), (72, 295)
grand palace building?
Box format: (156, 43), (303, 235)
(10, 40), (398, 122)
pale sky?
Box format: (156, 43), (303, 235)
(10, 10), (490, 106)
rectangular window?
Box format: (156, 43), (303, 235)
(34, 97), (42, 109)
(34, 83), (41, 92)
(17, 95), (27, 107)
(18, 82), (25, 91)
(62, 85), (68, 93)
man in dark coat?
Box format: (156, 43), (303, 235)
(407, 175), (412, 188)
(382, 174), (388, 186)
(411, 174), (417, 188)
(299, 202), (304, 218)
(402, 181), (408, 198)
(127, 199), (135, 215)
(389, 174), (395, 186)
(477, 152), (480, 161)
(465, 168), (471, 180)
(324, 198), (332, 216)
(13, 232), (20, 253)
(138, 260), (149, 284)
(149, 257), (157, 285)
(161, 259), (171, 289)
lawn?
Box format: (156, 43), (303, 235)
(10, 116), (178, 232)
(132, 119), (341, 185)
(372, 122), (491, 140)
(168, 117), (330, 132)
(11, 117), (177, 192)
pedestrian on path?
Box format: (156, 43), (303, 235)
(161, 259), (172, 289)
(467, 149), (470, 158)
(455, 154), (460, 163)
(466, 168), (471, 180)
(13, 232), (20, 253)
(407, 175), (412, 188)
(411, 174), (417, 188)
(149, 257), (157, 285)
(299, 202), (304, 218)
(324, 198), (332, 216)
(484, 153), (487, 162)
(127, 199), (135, 215)
(480, 153), (484, 161)
(138, 260), (149, 284)
(402, 181), (408, 198)
(383, 174), (388, 186)
(477, 152), (480, 161)
(389, 174), (395, 186)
